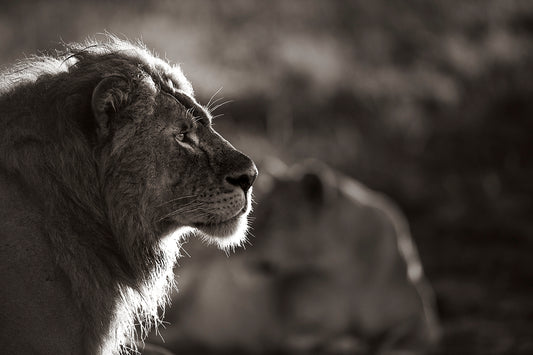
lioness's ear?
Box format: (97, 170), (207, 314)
(301, 172), (324, 206)
(91, 75), (130, 136)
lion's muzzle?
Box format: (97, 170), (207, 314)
(221, 148), (258, 195)
(225, 163), (258, 194)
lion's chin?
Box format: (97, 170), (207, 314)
(193, 213), (249, 250)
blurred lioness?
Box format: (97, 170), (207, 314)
(154, 159), (439, 354)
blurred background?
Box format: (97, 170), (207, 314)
(2, 0), (532, 354)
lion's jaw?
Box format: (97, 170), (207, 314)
(158, 181), (254, 250)
(192, 188), (253, 249)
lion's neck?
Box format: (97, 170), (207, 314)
(97, 234), (181, 354)
(47, 214), (183, 354)
(3, 137), (182, 354)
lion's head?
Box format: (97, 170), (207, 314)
(91, 67), (257, 254)
(87, 48), (257, 252)
(0, 37), (256, 354)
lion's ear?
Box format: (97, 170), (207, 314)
(91, 76), (130, 137)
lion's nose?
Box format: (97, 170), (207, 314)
(225, 163), (258, 193)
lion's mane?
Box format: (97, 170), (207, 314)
(0, 37), (198, 354)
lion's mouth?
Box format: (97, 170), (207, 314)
(195, 214), (239, 227)
(193, 207), (244, 229)
(192, 205), (249, 240)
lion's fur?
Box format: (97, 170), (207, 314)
(0, 36), (255, 354)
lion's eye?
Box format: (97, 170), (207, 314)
(175, 132), (186, 142)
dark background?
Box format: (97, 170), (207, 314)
(2, 1), (532, 354)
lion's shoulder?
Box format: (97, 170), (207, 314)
(0, 172), (84, 354)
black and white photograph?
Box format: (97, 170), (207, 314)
(0, 1), (531, 354)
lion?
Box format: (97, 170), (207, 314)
(0, 37), (257, 355)
(152, 159), (439, 354)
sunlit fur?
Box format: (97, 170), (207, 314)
(197, 198), (253, 252)
(1, 36), (194, 97)
(0, 35), (255, 354)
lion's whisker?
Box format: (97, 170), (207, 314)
(211, 113), (224, 120)
(156, 194), (198, 207)
(157, 204), (207, 222)
(207, 95), (229, 111)
(181, 247), (191, 258)
(210, 99), (234, 113)
(207, 96), (225, 110)
(157, 208), (195, 222)
(206, 86), (223, 109)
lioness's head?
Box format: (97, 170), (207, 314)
(81, 40), (257, 249)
